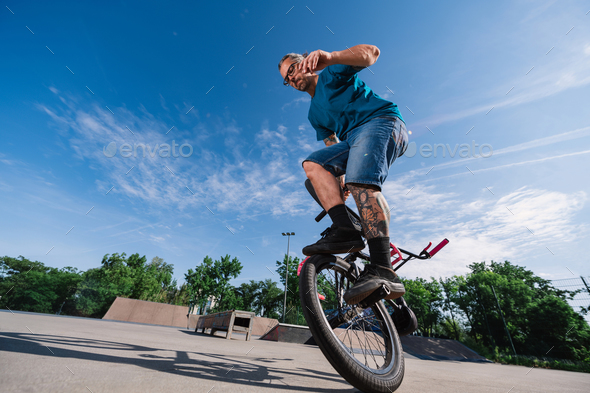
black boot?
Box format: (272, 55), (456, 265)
(343, 264), (405, 305)
(302, 225), (364, 256)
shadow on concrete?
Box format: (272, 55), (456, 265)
(179, 328), (251, 341)
(178, 330), (344, 384)
(0, 331), (355, 392)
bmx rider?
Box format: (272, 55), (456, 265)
(278, 44), (408, 305)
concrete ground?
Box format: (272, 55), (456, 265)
(1, 310), (588, 393)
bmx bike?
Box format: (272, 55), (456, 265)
(297, 179), (449, 393)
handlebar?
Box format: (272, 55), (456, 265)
(390, 243), (403, 265)
(390, 238), (449, 272)
(428, 238), (449, 257)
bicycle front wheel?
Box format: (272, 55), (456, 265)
(299, 255), (404, 393)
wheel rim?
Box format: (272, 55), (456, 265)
(311, 259), (396, 375)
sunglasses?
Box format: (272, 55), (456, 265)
(283, 61), (300, 86)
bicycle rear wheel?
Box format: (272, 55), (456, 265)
(299, 255), (404, 393)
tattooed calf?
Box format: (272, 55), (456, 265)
(347, 184), (390, 239)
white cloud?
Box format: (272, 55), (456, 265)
(281, 96), (311, 111)
(150, 235), (166, 243)
(38, 92), (587, 278)
(39, 94), (318, 232)
(518, 0), (558, 24)
(469, 149), (590, 175)
(411, 148), (590, 186)
(492, 126), (590, 156)
(398, 125), (590, 181)
(159, 94), (169, 111)
(384, 183), (587, 280)
(411, 42), (590, 129)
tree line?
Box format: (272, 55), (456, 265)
(1, 254), (588, 363)
(401, 261), (590, 363)
(0, 254), (186, 318)
(0, 253), (295, 320)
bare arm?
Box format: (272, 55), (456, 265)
(329, 44), (380, 68)
(299, 45), (380, 74)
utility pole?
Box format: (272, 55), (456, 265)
(581, 276), (590, 312)
(477, 291), (496, 348)
(580, 276), (590, 295)
(491, 285), (517, 356)
(282, 232), (295, 323)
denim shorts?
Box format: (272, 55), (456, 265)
(303, 116), (408, 189)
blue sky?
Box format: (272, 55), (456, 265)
(1, 0), (589, 288)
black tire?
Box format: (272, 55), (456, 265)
(299, 255), (404, 393)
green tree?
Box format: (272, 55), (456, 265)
(254, 279), (283, 319)
(525, 295), (590, 361)
(276, 255), (301, 323)
(236, 280), (261, 313)
(439, 276), (463, 340)
(211, 286), (243, 313)
(0, 256), (82, 314)
(164, 282), (190, 306)
(185, 255), (243, 314)
(401, 277), (443, 337)
(455, 260), (590, 361)
(74, 267), (115, 317)
(211, 255), (243, 312)
(143, 256), (175, 303)
(185, 256), (216, 314)
(74, 253), (178, 317)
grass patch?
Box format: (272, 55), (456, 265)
(492, 353), (590, 373)
(457, 337), (590, 373)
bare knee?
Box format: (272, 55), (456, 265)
(303, 161), (323, 177)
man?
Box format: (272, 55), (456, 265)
(278, 45), (409, 305)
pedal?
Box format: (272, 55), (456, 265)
(359, 284), (390, 308)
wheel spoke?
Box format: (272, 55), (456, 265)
(310, 261), (396, 372)
(300, 256), (403, 390)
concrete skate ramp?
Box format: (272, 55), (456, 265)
(260, 323), (316, 345)
(103, 297), (189, 328)
(250, 316), (279, 336)
(258, 324), (487, 362)
(400, 335), (489, 362)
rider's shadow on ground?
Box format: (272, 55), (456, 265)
(0, 331), (358, 392)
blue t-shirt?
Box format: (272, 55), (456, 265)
(308, 64), (404, 141)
